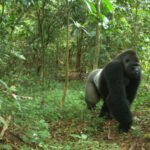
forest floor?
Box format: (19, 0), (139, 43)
(0, 80), (150, 150)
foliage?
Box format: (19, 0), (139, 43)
(85, 0), (114, 22)
(0, 0), (149, 149)
(0, 81), (149, 149)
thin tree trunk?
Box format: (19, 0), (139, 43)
(75, 30), (83, 72)
(0, 0), (5, 23)
(55, 39), (59, 79)
(68, 49), (72, 66)
(93, 0), (100, 69)
(36, 0), (46, 106)
(61, 0), (71, 107)
(133, 0), (138, 47)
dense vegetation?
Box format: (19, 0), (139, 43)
(0, 0), (149, 149)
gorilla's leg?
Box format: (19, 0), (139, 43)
(85, 81), (100, 109)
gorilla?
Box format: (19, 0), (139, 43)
(85, 50), (141, 132)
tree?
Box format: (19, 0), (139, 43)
(85, 0), (114, 68)
(61, 0), (72, 107)
(93, 0), (100, 69)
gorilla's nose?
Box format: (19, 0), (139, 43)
(133, 66), (139, 74)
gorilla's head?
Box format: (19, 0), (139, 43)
(116, 50), (141, 78)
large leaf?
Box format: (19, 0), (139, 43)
(0, 80), (11, 93)
(71, 19), (90, 35)
(85, 0), (97, 14)
(11, 51), (26, 60)
(101, 0), (114, 14)
(21, 0), (28, 6)
(85, 0), (114, 22)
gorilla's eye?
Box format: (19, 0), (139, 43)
(135, 58), (139, 62)
(125, 58), (129, 63)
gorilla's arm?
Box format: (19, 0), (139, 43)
(99, 102), (112, 119)
(126, 76), (141, 105)
(104, 61), (132, 131)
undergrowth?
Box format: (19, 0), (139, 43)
(0, 80), (149, 149)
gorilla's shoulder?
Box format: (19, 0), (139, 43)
(104, 61), (123, 72)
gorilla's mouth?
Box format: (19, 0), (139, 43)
(132, 71), (139, 76)
(127, 66), (140, 78)
(130, 64), (140, 75)
(130, 69), (140, 77)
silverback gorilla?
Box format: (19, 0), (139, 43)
(85, 50), (141, 132)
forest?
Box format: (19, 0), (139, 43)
(0, 0), (150, 149)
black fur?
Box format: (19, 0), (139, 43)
(85, 50), (141, 132)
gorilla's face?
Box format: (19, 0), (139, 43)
(123, 53), (141, 78)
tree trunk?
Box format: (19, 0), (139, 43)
(75, 30), (83, 72)
(133, 0), (138, 47)
(61, 0), (71, 107)
(36, 0), (46, 106)
(68, 49), (72, 66)
(93, 0), (100, 69)
(55, 39), (59, 80)
(0, 0), (5, 23)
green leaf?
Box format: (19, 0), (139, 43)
(72, 20), (83, 28)
(85, 0), (113, 23)
(81, 134), (88, 140)
(21, 0), (28, 6)
(0, 116), (6, 125)
(144, 133), (150, 140)
(0, 80), (10, 92)
(11, 51), (26, 60)
(0, 58), (6, 65)
(99, 13), (105, 21)
(39, 130), (49, 139)
(101, 0), (114, 14)
(70, 134), (88, 140)
(70, 134), (81, 139)
(0, 144), (12, 150)
(85, 0), (97, 14)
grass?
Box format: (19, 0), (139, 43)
(0, 80), (150, 149)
